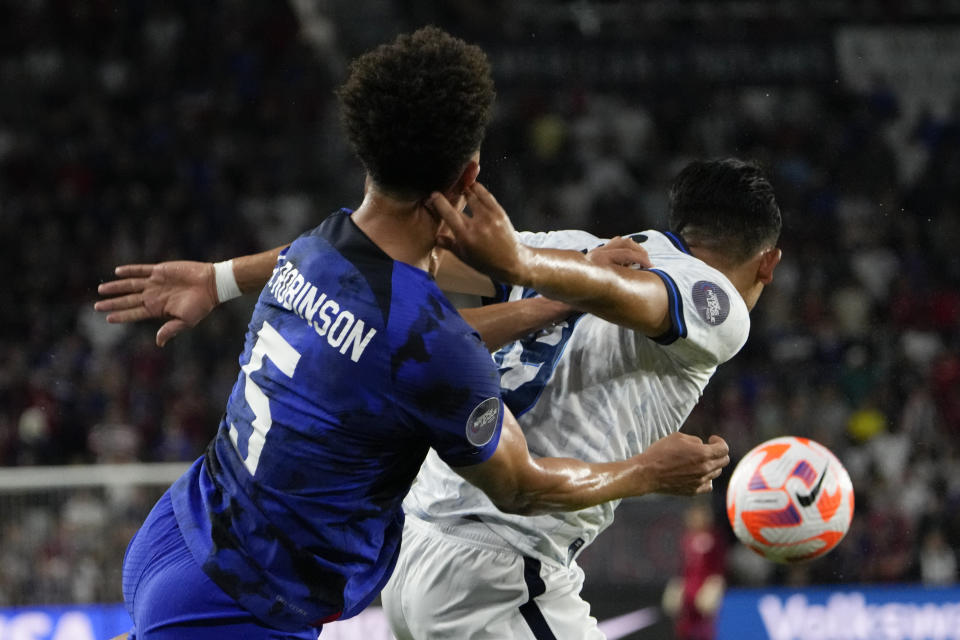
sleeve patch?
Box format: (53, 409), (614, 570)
(465, 397), (500, 447)
(692, 281), (730, 326)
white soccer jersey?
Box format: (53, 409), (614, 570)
(403, 229), (751, 566)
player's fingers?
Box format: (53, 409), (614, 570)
(467, 181), (499, 210)
(97, 277), (147, 297)
(156, 319), (189, 347)
(706, 435), (729, 457)
(625, 241), (653, 268)
(427, 192), (467, 235)
(704, 466), (725, 482)
(113, 264), (157, 277)
(702, 452), (729, 473)
(435, 233), (457, 252)
(105, 306), (153, 324)
(695, 480), (715, 495)
(95, 292), (144, 312)
(592, 248), (645, 267)
(94, 298), (119, 312)
(434, 220), (457, 248)
(603, 237), (652, 267)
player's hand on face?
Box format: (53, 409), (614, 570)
(428, 182), (530, 285)
(95, 261), (219, 347)
(586, 236), (653, 270)
(637, 432), (730, 496)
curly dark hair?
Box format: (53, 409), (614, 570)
(668, 158), (782, 263)
(336, 26), (495, 199)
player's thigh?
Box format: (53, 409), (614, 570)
(122, 491), (316, 640)
(383, 519), (530, 639)
(473, 557), (604, 640)
(524, 561), (605, 640)
(384, 519), (603, 640)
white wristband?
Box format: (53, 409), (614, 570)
(213, 259), (242, 303)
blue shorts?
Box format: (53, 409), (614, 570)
(121, 490), (319, 640)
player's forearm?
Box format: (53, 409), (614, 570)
(434, 249), (497, 296)
(459, 298), (573, 352)
(231, 245), (289, 294)
(506, 247), (669, 335)
(495, 431), (729, 514)
(501, 455), (652, 515)
(456, 410), (653, 515)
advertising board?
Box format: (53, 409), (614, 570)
(717, 585), (960, 640)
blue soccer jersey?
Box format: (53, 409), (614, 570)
(169, 210), (504, 631)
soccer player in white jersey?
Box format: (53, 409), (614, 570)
(379, 158), (783, 639)
(96, 158), (778, 638)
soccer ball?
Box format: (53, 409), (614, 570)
(726, 436), (854, 563)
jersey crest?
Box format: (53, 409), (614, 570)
(692, 280), (730, 326)
(466, 397), (500, 446)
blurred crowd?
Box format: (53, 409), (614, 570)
(1, 0), (958, 605)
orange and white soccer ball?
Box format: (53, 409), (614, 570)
(726, 436), (854, 563)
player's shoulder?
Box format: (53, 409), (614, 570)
(638, 232), (750, 364)
(389, 270), (490, 364)
(636, 231), (744, 311)
(627, 229), (749, 326)
(625, 229), (692, 257)
(284, 209), (386, 274)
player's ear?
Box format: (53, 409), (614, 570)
(455, 158), (480, 193)
(437, 155), (480, 213)
(450, 149), (481, 194)
(757, 247), (781, 285)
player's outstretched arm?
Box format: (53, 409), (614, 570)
(429, 184), (673, 337)
(95, 246), (286, 346)
(452, 407), (729, 515)
(444, 236), (654, 351)
(459, 297), (575, 352)
(433, 248), (498, 296)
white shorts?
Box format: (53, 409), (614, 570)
(382, 515), (604, 640)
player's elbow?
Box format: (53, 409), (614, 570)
(484, 487), (538, 515)
(476, 476), (548, 515)
(479, 462), (584, 515)
(497, 498), (539, 516)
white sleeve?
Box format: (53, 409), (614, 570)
(516, 229), (604, 252)
(646, 261), (750, 367)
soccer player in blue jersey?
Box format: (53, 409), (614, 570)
(99, 27), (730, 640)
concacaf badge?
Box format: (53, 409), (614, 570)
(466, 397), (500, 447)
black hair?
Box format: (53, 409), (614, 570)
(336, 26), (495, 199)
(668, 159), (782, 263)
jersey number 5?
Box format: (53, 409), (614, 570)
(230, 321), (301, 475)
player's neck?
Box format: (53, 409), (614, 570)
(352, 188), (437, 273)
(688, 246), (760, 309)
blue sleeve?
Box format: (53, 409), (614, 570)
(481, 280), (511, 306)
(392, 319), (504, 467)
